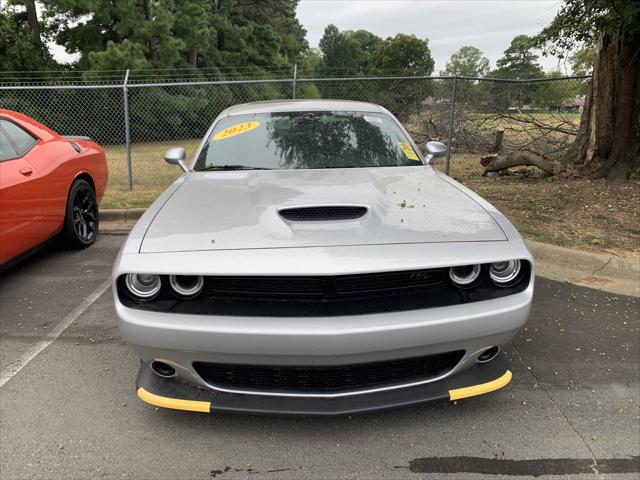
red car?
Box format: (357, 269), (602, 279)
(0, 109), (108, 269)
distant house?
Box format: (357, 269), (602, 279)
(550, 95), (586, 113)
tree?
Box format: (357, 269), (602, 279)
(484, 36), (545, 109)
(443, 46), (490, 77)
(7, 0), (41, 45)
(296, 48), (322, 98)
(494, 35), (544, 79)
(317, 29), (434, 116)
(569, 47), (595, 97)
(442, 46), (491, 109)
(45, 0), (182, 70)
(172, 0), (215, 66)
(371, 34), (435, 121)
(0, 2), (55, 71)
(372, 33), (434, 76)
(299, 48), (322, 76)
(349, 29), (382, 71)
(318, 25), (381, 75)
(536, 70), (577, 109)
(45, 0), (306, 73)
(209, 0), (307, 71)
(570, 47), (596, 76)
(87, 41), (152, 71)
(317, 25), (382, 100)
(536, 0), (640, 181)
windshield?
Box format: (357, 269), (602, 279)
(194, 111), (423, 171)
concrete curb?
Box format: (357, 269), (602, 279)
(526, 240), (639, 297)
(99, 209), (639, 297)
(526, 240), (640, 279)
(100, 208), (146, 223)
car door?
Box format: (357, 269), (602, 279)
(0, 118), (42, 264)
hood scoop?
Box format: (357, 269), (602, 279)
(279, 205), (368, 222)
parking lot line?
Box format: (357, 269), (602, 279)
(0, 277), (111, 389)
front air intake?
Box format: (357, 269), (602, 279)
(279, 205), (367, 221)
(193, 350), (464, 394)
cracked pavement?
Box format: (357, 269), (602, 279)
(0, 234), (638, 479)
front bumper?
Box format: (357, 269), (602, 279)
(115, 244), (533, 412)
(136, 356), (512, 415)
(117, 285), (531, 381)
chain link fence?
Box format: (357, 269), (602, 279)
(0, 72), (589, 207)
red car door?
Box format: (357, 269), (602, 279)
(0, 118), (44, 264)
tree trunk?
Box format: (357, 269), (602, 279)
(572, 31), (640, 182)
(188, 48), (198, 66)
(142, 0), (159, 62)
(24, 0), (41, 45)
(490, 128), (504, 153)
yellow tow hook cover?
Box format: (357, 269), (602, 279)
(137, 387), (211, 413)
(449, 370), (512, 401)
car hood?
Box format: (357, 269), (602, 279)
(140, 166), (506, 253)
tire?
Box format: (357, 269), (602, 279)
(62, 178), (99, 249)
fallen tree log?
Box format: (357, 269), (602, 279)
(481, 151), (567, 176)
(480, 153), (498, 167)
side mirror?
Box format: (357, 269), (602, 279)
(164, 147), (189, 172)
(424, 141), (448, 163)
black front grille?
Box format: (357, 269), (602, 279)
(205, 268), (445, 299)
(193, 350), (464, 394)
(279, 206), (367, 221)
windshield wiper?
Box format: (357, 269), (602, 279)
(199, 165), (271, 171)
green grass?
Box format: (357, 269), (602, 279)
(101, 139), (201, 209)
(431, 153), (483, 179)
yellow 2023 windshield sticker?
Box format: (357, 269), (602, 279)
(213, 121), (260, 141)
(398, 141), (420, 161)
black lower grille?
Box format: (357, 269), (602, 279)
(193, 350), (464, 394)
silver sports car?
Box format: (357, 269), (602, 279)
(113, 100), (533, 415)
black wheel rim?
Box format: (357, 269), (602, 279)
(72, 185), (97, 242)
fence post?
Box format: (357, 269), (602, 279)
(445, 75), (457, 175)
(122, 69), (133, 191)
(292, 63), (297, 99)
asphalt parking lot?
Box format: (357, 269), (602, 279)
(1, 234), (638, 479)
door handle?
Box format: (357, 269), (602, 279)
(19, 167), (33, 176)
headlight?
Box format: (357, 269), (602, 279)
(489, 260), (522, 286)
(449, 264), (481, 287)
(169, 275), (204, 298)
(125, 273), (161, 300)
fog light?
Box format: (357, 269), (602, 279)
(449, 264), (481, 287)
(489, 260), (521, 286)
(125, 273), (161, 300)
(169, 275), (204, 298)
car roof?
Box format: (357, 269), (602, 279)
(0, 109), (58, 141)
(222, 99), (386, 116)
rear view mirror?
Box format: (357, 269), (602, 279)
(424, 141), (448, 163)
(164, 147), (189, 172)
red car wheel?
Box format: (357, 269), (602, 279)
(63, 179), (99, 248)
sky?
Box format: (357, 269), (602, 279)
(297, 0), (566, 73)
